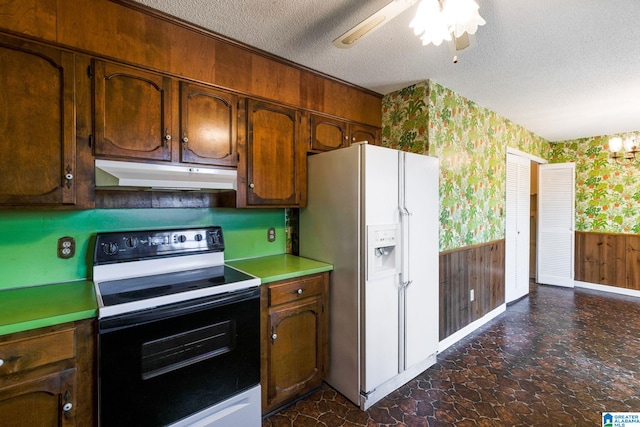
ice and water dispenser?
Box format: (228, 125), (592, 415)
(367, 224), (399, 280)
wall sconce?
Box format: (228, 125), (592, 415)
(608, 134), (639, 163)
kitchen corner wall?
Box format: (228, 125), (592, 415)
(382, 80), (549, 252)
(382, 80), (549, 340)
(0, 208), (286, 290)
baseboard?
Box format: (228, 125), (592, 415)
(438, 303), (507, 353)
(574, 281), (640, 298)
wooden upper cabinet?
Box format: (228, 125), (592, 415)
(0, 35), (76, 206)
(308, 113), (382, 153)
(309, 114), (348, 152)
(351, 123), (381, 146)
(92, 60), (172, 161)
(241, 99), (305, 207)
(180, 82), (238, 167)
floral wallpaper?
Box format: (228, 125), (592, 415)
(549, 135), (640, 234)
(382, 80), (549, 251)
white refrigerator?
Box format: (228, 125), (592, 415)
(300, 143), (439, 410)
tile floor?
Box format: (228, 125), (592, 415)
(263, 282), (640, 426)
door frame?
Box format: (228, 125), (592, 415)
(505, 147), (547, 303)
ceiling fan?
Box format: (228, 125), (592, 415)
(332, 0), (484, 53)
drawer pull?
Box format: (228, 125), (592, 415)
(292, 288), (304, 295)
(0, 355), (22, 367)
(1, 355), (22, 364)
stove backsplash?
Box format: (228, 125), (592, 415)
(0, 208), (285, 290)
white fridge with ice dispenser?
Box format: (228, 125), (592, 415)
(299, 143), (439, 410)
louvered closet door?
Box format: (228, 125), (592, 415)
(506, 153), (531, 303)
(537, 163), (575, 287)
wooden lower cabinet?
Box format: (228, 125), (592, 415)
(0, 320), (95, 426)
(261, 272), (329, 414)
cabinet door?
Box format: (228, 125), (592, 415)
(93, 60), (172, 161)
(180, 82), (238, 167)
(351, 123), (381, 146)
(0, 35), (76, 206)
(0, 368), (76, 427)
(309, 114), (348, 152)
(267, 298), (324, 408)
(244, 100), (304, 206)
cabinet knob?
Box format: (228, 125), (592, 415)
(291, 288), (303, 295)
(165, 134), (172, 141)
(63, 402), (73, 412)
(271, 333), (277, 340)
(64, 165), (73, 189)
(249, 183), (255, 189)
(182, 136), (189, 143)
(0, 359), (3, 367)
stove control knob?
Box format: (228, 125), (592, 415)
(124, 237), (138, 248)
(177, 234), (187, 243)
(103, 242), (118, 255)
(194, 233), (203, 242)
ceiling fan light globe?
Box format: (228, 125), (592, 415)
(411, 0), (485, 46)
(419, 25), (451, 46)
(409, 0), (440, 36)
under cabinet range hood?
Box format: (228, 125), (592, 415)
(95, 159), (237, 191)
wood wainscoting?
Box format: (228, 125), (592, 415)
(575, 231), (640, 290)
(439, 240), (505, 341)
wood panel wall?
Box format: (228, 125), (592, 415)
(575, 231), (640, 290)
(0, 0), (382, 127)
(439, 240), (505, 340)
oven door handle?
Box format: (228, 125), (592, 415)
(99, 287), (260, 333)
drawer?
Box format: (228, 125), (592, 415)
(268, 274), (324, 306)
(0, 328), (75, 376)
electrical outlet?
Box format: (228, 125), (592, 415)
(470, 289), (475, 302)
(58, 236), (75, 259)
(267, 227), (276, 242)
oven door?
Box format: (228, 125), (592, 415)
(98, 287), (260, 427)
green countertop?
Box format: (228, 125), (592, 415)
(0, 281), (97, 336)
(227, 254), (332, 284)
(0, 255), (329, 336)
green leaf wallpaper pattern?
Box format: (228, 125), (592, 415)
(549, 135), (640, 234)
(382, 80), (549, 252)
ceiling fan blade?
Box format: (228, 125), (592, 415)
(333, 0), (417, 49)
(448, 31), (477, 52)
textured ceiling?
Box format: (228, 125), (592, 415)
(132, 0), (640, 142)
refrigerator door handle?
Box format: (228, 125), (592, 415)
(400, 205), (411, 288)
